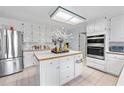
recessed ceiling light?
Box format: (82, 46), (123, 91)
(50, 6), (86, 25)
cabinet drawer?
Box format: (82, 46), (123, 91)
(87, 61), (105, 71)
(107, 54), (124, 60)
(87, 57), (105, 65)
(41, 59), (59, 68)
(60, 70), (74, 85)
(60, 61), (74, 72)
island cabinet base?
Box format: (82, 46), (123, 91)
(37, 54), (83, 86)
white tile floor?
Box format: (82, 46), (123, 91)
(64, 64), (118, 86)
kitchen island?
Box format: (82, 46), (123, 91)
(34, 50), (83, 86)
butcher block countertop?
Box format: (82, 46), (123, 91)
(34, 50), (82, 61)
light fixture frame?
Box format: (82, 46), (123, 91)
(50, 6), (86, 24)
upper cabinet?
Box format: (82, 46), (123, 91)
(23, 23), (33, 42)
(94, 18), (108, 32)
(109, 15), (124, 42)
(24, 23), (41, 43)
(39, 25), (46, 43)
(87, 17), (108, 36)
(32, 24), (40, 42)
(86, 22), (95, 35)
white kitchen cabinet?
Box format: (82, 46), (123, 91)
(38, 53), (83, 86)
(94, 17), (107, 33)
(14, 23), (24, 32)
(40, 59), (60, 86)
(32, 24), (40, 42)
(107, 53), (124, 76)
(46, 25), (52, 43)
(109, 15), (124, 42)
(87, 22), (95, 35)
(39, 25), (46, 43)
(87, 17), (108, 36)
(86, 57), (105, 71)
(23, 23), (33, 42)
(60, 56), (74, 85)
(74, 54), (83, 77)
(23, 52), (34, 68)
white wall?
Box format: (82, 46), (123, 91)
(66, 23), (87, 51)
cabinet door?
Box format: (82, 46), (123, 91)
(87, 23), (94, 35)
(40, 60), (60, 86)
(14, 23), (24, 32)
(107, 58), (124, 76)
(23, 23), (33, 42)
(46, 25), (52, 43)
(39, 25), (46, 43)
(32, 24), (40, 42)
(60, 57), (74, 85)
(94, 18), (107, 33)
(110, 15), (124, 42)
(23, 52), (34, 68)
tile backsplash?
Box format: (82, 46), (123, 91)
(23, 42), (53, 51)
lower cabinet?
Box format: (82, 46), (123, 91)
(60, 56), (75, 85)
(23, 52), (34, 68)
(107, 54), (124, 76)
(86, 57), (105, 72)
(40, 59), (60, 86)
(39, 54), (83, 86)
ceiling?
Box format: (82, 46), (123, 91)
(0, 6), (124, 27)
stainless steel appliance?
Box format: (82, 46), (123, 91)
(0, 27), (23, 77)
(87, 35), (105, 60)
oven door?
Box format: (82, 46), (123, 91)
(87, 46), (104, 60)
(87, 35), (104, 44)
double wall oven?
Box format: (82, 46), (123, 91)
(87, 35), (105, 60)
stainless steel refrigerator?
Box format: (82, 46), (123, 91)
(0, 27), (23, 77)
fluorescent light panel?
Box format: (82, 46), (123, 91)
(50, 7), (86, 25)
(67, 17), (84, 25)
